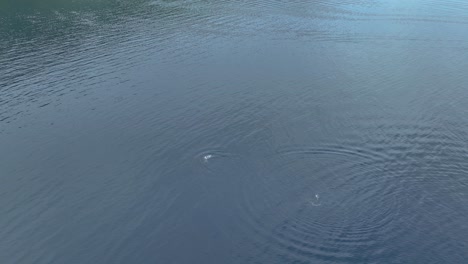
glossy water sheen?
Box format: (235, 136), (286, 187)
(2, 0), (468, 263)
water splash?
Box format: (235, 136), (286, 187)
(310, 193), (321, 206)
(203, 154), (213, 162)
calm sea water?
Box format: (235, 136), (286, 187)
(2, 0), (468, 263)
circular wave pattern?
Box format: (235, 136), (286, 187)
(235, 135), (468, 263)
(235, 144), (400, 262)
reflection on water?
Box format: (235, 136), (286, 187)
(2, 0), (468, 263)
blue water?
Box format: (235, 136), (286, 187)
(2, 0), (468, 263)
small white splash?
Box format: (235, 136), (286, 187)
(203, 154), (213, 162)
(310, 193), (321, 206)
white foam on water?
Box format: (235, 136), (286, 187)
(310, 193), (321, 206)
(203, 154), (213, 162)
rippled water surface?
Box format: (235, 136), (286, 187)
(2, 0), (468, 263)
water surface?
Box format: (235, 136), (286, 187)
(2, 0), (468, 263)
